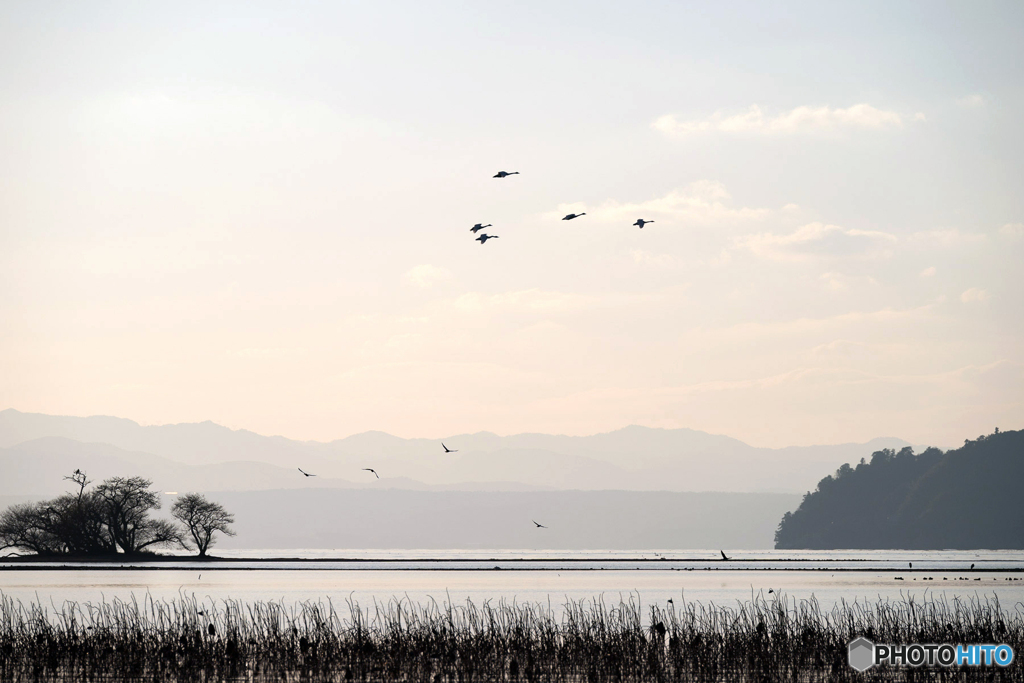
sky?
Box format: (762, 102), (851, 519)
(1, 1), (1022, 448)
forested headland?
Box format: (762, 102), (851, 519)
(775, 428), (1023, 549)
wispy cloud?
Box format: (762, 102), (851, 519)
(736, 223), (897, 262)
(1000, 223), (1024, 239)
(545, 181), (770, 225)
(960, 288), (990, 304)
(653, 103), (905, 137)
(956, 94), (986, 108)
(403, 264), (454, 288)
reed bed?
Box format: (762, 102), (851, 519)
(1, 590), (1021, 682)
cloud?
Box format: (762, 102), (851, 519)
(545, 181), (770, 225)
(1000, 223), (1024, 239)
(957, 94), (986, 108)
(960, 288), (990, 304)
(736, 223), (897, 261)
(908, 229), (987, 248)
(630, 250), (677, 268)
(403, 264), (454, 288)
(453, 289), (597, 315)
(819, 272), (878, 292)
(653, 103), (904, 137)
(919, 266), (936, 277)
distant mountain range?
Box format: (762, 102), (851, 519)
(0, 409), (912, 496)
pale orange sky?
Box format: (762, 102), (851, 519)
(2, 2), (1022, 448)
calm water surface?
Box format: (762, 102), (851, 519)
(2, 549), (1023, 617)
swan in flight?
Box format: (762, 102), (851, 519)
(633, 219), (654, 229)
(493, 171), (519, 178)
(470, 223), (492, 233)
(476, 233), (499, 244)
(562, 213), (586, 221)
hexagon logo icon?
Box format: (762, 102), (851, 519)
(848, 637), (875, 672)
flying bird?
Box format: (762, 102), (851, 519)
(470, 223), (492, 233)
(298, 468), (316, 477)
(493, 171), (519, 178)
(633, 219), (654, 229)
(363, 468), (380, 479)
(720, 550), (730, 561)
(533, 520), (547, 528)
(442, 443), (458, 453)
(561, 213), (586, 221)
(476, 233), (499, 244)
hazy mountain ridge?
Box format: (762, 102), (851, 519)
(0, 409), (912, 493)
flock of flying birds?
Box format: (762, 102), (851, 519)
(293, 169), (660, 532)
(470, 170), (654, 245)
(296, 441), (562, 529)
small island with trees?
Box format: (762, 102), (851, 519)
(0, 470), (234, 559)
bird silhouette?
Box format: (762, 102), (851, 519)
(470, 223), (492, 233)
(720, 550), (730, 561)
(476, 233), (499, 244)
(74, 469), (82, 475)
(533, 520), (547, 528)
(562, 213), (586, 221)
(493, 171), (519, 178)
(633, 219), (654, 229)
(298, 468), (316, 477)
(909, 562), (912, 569)
(971, 563), (975, 570)
(442, 443), (458, 453)
(768, 589), (774, 594)
(363, 468), (379, 479)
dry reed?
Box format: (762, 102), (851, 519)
(0, 589), (1021, 681)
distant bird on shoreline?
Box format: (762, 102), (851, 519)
(633, 219), (653, 229)
(476, 233), (499, 244)
(298, 468), (316, 477)
(442, 443), (458, 453)
(720, 550), (730, 561)
(493, 171), (519, 178)
(363, 468), (379, 479)
(562, 213), (586, 221)
(533, 520), (547, 529)
(470, 223), (491, 233)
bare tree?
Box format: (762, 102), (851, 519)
(94, 477), (183, 554)
(171, 493), (235, 557)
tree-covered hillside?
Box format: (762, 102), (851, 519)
(775, 429), (1024, 549)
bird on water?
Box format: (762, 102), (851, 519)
(476, 233), (499, 244)
(633, 219), (654, 229)
(493, 171), (519, 178)
(562, 213), (586, 221)
(720, 550), (730, 561)
(298, 468), (316, 477)
(470, 223), (491, 233)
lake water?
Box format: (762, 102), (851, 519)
(2, 549), (1023, 618)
